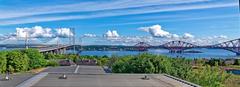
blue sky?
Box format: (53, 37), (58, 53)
(0, 0), (239, 45)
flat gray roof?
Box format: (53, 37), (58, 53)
(0, 73), (34, 87)
(32, 73), (192, 87)
(1, 66), (198, 87)
(30, 65), (193, 87)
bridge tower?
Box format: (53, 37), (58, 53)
(69, 28), (76, 54)
(161, 41), (197, 53)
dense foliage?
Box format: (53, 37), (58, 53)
(6, 50), (29, 72)
(0, 49), (56, 73)
(23, 49), (47, 69)
(234, 59), (240, 65)
(47, 60), (59, 66)
(111, 53), (231, 87)
(0, 51), (7, 73)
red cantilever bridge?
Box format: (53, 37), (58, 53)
(39, 38), (240, 56)
(134, 38), (240, 55)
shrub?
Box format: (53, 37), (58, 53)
(190, 65), (230, 87)
(23, 49), (47, 69)
(44, 53), (56, 60)
(97, 58), (109, 66)
(112, 55), (155, 73)
(47, 60), (59, 67)
(68, 54), (79, 62)
(6, 50), (29, 72)
(55, 54), (66, 59)
(0, 51), (7, 73)
(111, 53), (230, 87)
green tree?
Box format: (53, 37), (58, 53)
(97, 58), (109, 66)
(44, 53), (56, 60)
(68, 54), (79, 62)
(190, 65), (230, 87)
(23, 49), (47, 69)
(109, 53), (230, 87)
(112, 60), (128, 73)
(6, 50), (29, 73)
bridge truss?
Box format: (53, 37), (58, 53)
(133, 38), (240, 55)
(135, 42), (151, 51)
(161, 41), (198, 53)
(211, 38), (240, 55)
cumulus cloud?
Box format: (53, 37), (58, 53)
(56, 28), (74, 38)
(139, 24), (171, 38)
(16, 26), (53, 38)
(103, 30), (120, 38)
(139, 24), (196, 40)
(172, 34), (180, 39)
(16, 26), (73, 38)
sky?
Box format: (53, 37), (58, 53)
(0, 0), (239, 45)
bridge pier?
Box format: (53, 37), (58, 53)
(169, 50), (184, 53)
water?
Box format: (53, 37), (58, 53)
(226, 70), (240, 75)
(76, 48), (239, 59)
(1, 48), (239, 59)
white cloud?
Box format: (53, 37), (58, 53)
(16, 26), (53, 38)
(139, 24), (194, 39)
(136, 24), (233, 45)
(0, 34), (8, 40)
(15, 26), (74, 38)
(0, 37), (43, 44)
(103, 30), (120, 38)
(214, 35), (228, 39)
(139, 24), (171, 38)
(56, 28), (74, 38)
(180, 35), (229, 46)
(172, 34), (180, 39)
(83, 34), (97, 38)
(183, 33), (194, 39)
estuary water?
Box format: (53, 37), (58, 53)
(1, 47), (239, 59)
(77, 48), (239, 59)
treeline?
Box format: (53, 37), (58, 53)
(44, 53), (110, 66)
(0, 49), (92, 73)
(0, 49), (48, 73)
(110, 53), (231, 87)
(59, 53), (234, 86)
(205, 58), (240, 66)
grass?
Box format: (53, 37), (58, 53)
(227, 65), (240, 69)
(29, 67), (47, 74)
(224, 75), (240, 87)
